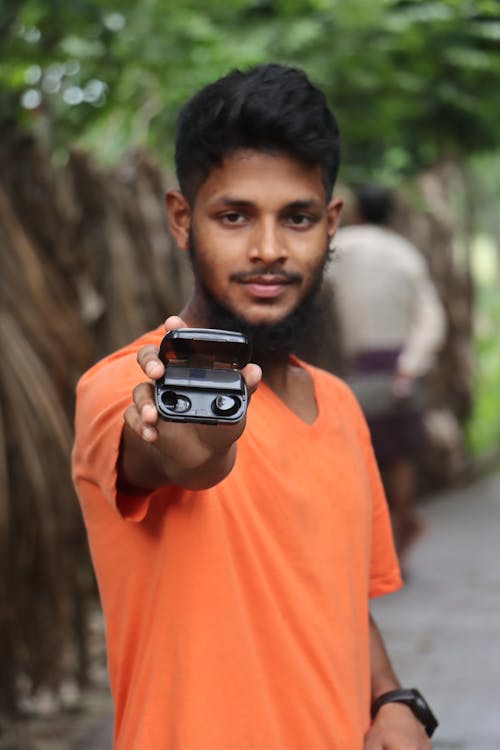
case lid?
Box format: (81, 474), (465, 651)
(159, 328), (251, 370)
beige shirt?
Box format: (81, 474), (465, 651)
(327, 225), (446, 377)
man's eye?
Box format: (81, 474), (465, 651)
(287, 214), (314, 227)
(221, 212), (245, 224)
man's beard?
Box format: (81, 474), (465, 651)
(187, 232), (332, 367)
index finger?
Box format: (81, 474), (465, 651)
(137, 317), (189, 379)
(241, 362), (262, 396)
(137, 344), (164, 380)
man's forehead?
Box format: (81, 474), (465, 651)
(218, 148), (323, 177)
(195, 150), (327, 205)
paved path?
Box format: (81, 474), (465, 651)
(372, 470), (500, 750)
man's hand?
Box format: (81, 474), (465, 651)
(391, 371), (415, 400)
(364, 702), (431, 750)
(120, 315), (262, 491)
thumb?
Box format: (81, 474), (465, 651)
(163, 315), (190, 332)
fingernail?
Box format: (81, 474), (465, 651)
(145, 361), (158, 377)
(143, 427), (156, 441)
(142, 404), (156, 420)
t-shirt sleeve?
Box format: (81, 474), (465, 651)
(335, 377), (403, 598)
(360, 421), (403, 598)
(72, 350), (159, 523)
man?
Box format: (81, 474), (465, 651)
(330, 185), (446, 562)
(72, 64), (437, 749)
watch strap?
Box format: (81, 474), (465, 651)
(371, 688), (438, 738)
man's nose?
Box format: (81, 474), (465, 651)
(248, 220), (287, 263)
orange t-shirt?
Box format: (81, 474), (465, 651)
(72, 325), (402, 750)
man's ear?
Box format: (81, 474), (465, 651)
(165, 190), (191, 250)
(327, 196), (343, 240)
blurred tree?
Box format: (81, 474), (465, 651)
(1, 0), (500, 178)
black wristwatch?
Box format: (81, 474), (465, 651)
(371, 688), (438, 738)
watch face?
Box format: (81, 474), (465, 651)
(414, 692), (428, 710)
(410, 689), (439, 738)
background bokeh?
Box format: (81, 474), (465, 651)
(1, 0), (499, 743)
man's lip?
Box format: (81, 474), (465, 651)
(239, 276), (293, 285)
(239, 277), (292, 299)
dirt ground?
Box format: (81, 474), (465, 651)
(0, 687), (113, 750)
(0, 609), (113, 750)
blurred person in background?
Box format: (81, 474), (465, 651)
(330, 185), (446, 565)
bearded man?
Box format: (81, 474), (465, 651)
(72, 63), (437, 750)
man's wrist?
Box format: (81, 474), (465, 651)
(163, 442), (237, 490)
(371, 688), (438, 738)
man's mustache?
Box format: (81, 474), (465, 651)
(229, 269), (302, 284)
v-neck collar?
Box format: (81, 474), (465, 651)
(257, 356), (324, 430)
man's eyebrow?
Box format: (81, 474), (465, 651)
(210, 196), (255, 207)
(283, 199), (323, 210)
(210, 197), (323, 209)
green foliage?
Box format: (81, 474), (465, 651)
(468, 282), (500, 457)
(466, 151), (500, 458)
(1, 0), (500, 178)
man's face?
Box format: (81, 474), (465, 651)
(167, 149), (342, 358)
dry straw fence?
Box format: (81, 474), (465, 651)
(0, 130), (472, 717)
(0, 130), (193, 716)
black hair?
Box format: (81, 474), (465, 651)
(174, 63), (340, 203)
(355, 184), (393, 225)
